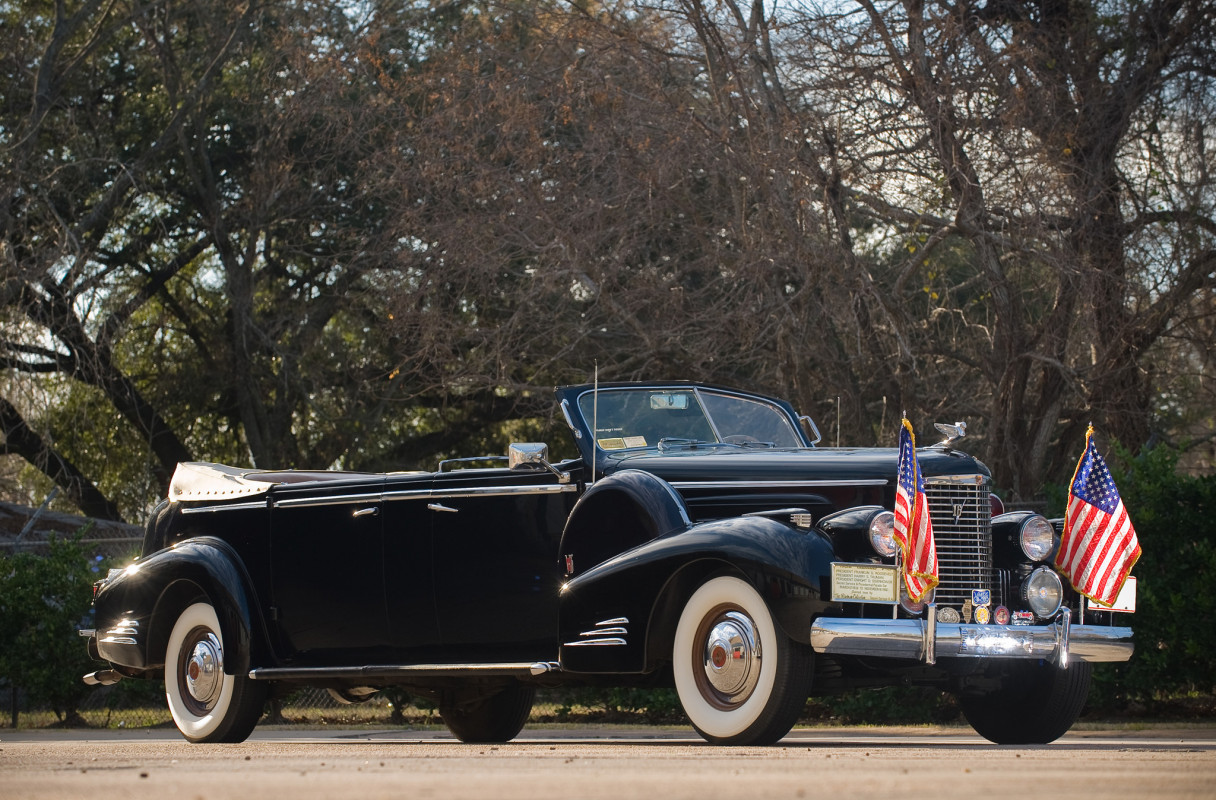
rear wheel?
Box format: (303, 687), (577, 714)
(440, 684), (536, 743)
(958, 660), (1092, 744)
(165, 602), (266, 743)
(672, 576), (812, 745)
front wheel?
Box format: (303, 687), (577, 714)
(440, 684), (536, 743)
(958, 660), (1092, 744)
(165, 602), (266, 743)
(672, 575), (812, 745)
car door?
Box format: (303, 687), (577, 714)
(427, 467), (578, 662)
(382, 472), (442, 654)
(269, 477), (388, 662)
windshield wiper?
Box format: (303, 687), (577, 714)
(657, 437), (711, 451)
(657, 438), (774, 452)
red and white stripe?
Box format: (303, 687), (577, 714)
(1060, 494), (1140, 606)
(894, 421), (938, 602)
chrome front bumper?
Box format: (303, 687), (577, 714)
(810, 608), (1133, 667)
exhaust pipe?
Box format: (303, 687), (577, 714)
(82, 669), (123, 686)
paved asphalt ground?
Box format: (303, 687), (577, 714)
(2, 725), (1214, 799)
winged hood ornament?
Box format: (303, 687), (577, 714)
(933, 421), (967, 449)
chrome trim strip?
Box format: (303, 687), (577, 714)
(595, 617), (630, 626)
(560, 399), (583, 439)
(580, 627), (628, 637)
(562, 638), (628, 647)
(430, 484), (578, 499)
(382, 484), (579, 503)
(923, 474), (992, 486)
(382, 488), (433, 501)
(100, 636), (138, 646)
(181, 501), (268, 515)
(248, 662), (551, 681)
(272, 492), (382, 509)
(671, 479), (888, 489)
(809, 617), (1133, 663)
(187, 480), (580, 510)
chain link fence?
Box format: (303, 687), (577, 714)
(3, 683), (426, 731)
(3, 682), (696, 731)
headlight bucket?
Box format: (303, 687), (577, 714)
(868, 510), (897, 557)
(1022, 566), (1064, 618)
(1019, 515), (1057, 562)
(815, 506), (899, 562)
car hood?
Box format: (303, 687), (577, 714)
(599, 446), (991, 484)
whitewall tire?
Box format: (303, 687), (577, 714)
(165, 601), (265, 743)
(672, 576), (811, 745)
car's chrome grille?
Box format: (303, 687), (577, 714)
(924, 478), (996, 607)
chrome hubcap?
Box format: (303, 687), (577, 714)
(701, 610), (761, 704)
(184, 632), (223, 708)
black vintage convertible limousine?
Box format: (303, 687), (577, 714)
(81, 382), (1134, 745)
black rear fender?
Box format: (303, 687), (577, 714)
(558, 469), (692, 576)
(94, 537), (269, 676)
(140, 499), (179, 557)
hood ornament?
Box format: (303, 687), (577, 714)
(933, 421), (967, 449)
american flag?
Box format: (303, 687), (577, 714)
(1057, 427), (1141, 606)
(894, 418), (938, 602)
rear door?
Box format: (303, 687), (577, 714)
(427, 467), (578, 662)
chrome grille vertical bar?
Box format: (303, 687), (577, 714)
(924, 477), (995, 607)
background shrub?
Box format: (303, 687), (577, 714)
(1078, 445), (1216, 709)
(0, 534), (104, 724)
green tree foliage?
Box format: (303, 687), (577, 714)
(2, 0), (1214, 523)
(0, 535), (102, 723)
(1086, 445), (1216, 704)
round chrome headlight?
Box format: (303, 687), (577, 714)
(869, 511), (897, 557)
(1019, 515), (1057, 562)
(1022, 566), (1064, 618)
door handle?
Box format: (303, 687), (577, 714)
(427, 503), (458, 513)
(353, 506), (380, 518)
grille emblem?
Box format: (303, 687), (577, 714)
(952, 504), (964, 524)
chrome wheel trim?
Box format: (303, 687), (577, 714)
(699, 610), (761, 706)
(183, 631), (224, 711)
(673, 576), (780, 740)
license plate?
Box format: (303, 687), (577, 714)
(1090, 576), (1137, 613)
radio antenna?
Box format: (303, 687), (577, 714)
(591, 361), (599, 485)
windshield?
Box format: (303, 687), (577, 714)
(577, 388), (803, 451)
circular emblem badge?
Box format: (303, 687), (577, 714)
(974, 606), (991, 625)
(993, 605), (1010, 625)
(936, 607), (961, 624)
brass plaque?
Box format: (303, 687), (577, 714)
(830, 563), (899, 604)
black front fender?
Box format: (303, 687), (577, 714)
(93, 537), (268, 676)
(558, 515), (837, 674)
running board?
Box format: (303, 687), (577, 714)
(248, 661), (562, 681)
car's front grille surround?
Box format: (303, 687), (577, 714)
(923, 476), (997, 608)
